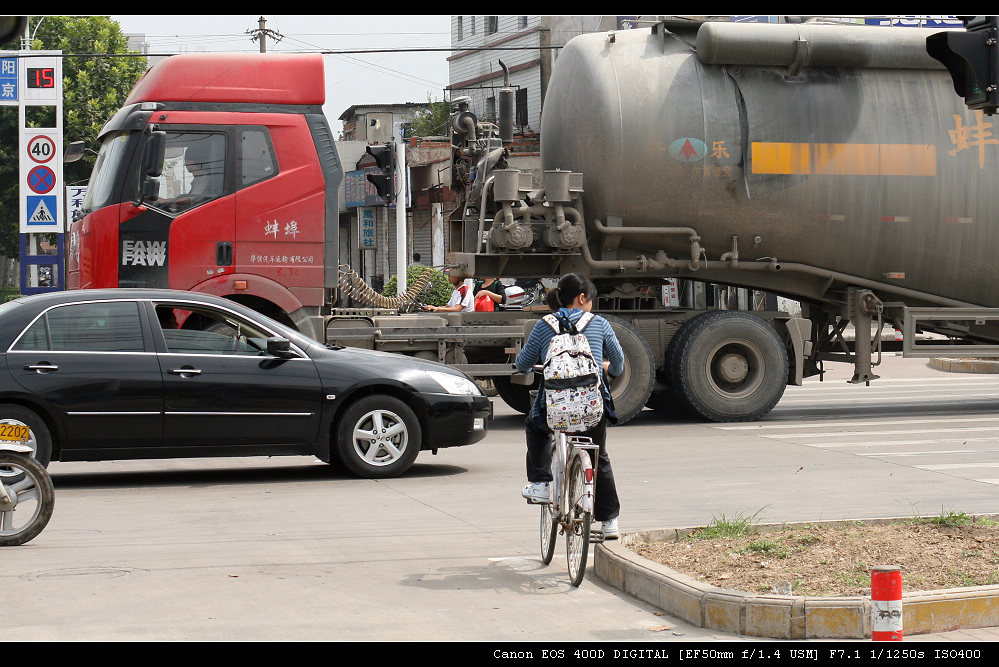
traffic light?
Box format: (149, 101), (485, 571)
(365, 143), (395, 203)
(927, 16), (999, 114)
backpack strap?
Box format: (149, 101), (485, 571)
(544, 312), (590, 335)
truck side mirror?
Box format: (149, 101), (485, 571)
(138, 131), (167, 203)
(142, 131), (166, 178)
(65, 141), (85, 163)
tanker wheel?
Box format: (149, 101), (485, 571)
(603, 315), (655, 425)
(668, 311), (787, 422)
(494, 375), (539, 414)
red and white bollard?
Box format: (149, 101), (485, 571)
(871, 565), (903, 641)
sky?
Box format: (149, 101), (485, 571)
(110, 15), (453, 134)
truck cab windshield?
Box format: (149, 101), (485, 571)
(81, 132), (131, 214)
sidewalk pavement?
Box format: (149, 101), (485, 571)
(595, 529), (999, 642)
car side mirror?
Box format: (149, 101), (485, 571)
(266, 336), (296, 358)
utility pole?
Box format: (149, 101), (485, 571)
(247, 16), (282, 53)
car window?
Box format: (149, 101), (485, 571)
(13, 301), (145, 352)
(155, 304), (271, 356)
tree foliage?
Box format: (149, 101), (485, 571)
(381, 264), (453, 306)
(405, 95), (451, 138)
(0, 16), (147, 257)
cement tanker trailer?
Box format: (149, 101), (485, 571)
(448, 18), (999, 422)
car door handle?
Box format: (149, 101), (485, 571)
(169, 367), (203, 376)
(24, 363), (59, 374)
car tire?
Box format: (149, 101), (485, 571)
(0, 404), (52, 467)
(334, 395), (422, 478)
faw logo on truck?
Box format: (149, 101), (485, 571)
(121, 240), (168, 266)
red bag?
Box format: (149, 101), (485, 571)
(474, 291), (495, 312)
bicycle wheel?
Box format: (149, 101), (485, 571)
(540, 440), (559, 564)
(565, 449), (592, 586)
(540, 502), (558, 564)
(0, 453), (55, 547)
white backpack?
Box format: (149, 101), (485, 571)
(541, 312), (603, 432)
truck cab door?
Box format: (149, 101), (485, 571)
(122, 130), (235, 289)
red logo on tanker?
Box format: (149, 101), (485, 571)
(669, 137), (707, 162)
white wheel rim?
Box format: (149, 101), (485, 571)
(350, 409), (409, 467)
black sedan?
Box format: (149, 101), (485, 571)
(0, 289), (491, 478)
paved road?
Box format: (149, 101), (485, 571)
(5, 354), (999, 643)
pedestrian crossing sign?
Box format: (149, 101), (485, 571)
(26, 195), (58, 227)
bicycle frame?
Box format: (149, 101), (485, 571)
(550, 431), (599, 525)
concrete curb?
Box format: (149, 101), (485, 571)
(928, 357), (999, 373)
(594, 519), (999, 639)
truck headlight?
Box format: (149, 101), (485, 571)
(427, 371), (482, 396)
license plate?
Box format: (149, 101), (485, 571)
(0, 424), (31, 442)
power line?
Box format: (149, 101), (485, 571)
(19, 44), (564, 59)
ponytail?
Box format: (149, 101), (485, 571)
(547, 273), (597, 311)
(546, 287), (562, 312)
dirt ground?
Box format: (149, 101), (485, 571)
(631, 518), (999, 597)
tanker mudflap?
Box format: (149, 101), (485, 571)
(784, 317), (811, 386)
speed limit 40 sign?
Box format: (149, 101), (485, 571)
(27, 135), (56, 163)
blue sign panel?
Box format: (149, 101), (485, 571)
(0, 56), (18, 104)
(345, 167), (386, 208)
(25, 195), (58, 227)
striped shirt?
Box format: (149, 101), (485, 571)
(516, 308), (625, 422)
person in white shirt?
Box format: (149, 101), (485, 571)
(425, 269), (474, 312)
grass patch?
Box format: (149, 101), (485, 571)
(738, 538), (790, 559)
(688, 507), (769, 540)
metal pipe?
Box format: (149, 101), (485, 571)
(476, 175), (495, 252)
(577, 225), (980, 308)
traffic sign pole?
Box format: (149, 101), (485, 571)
(2, 48), (65, 293)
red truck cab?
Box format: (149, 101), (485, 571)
(68, 53), (342, 340)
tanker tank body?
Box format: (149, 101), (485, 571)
(540, 20), (999, 310)
(449, 19), (999, 424)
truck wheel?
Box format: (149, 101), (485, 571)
(668, 311), (787, 422)
(334, 395), (422, 478)
(493, 375), (539, 414)
(603, 315), (655, 425)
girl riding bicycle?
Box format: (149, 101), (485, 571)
(515, 273), (625, 539)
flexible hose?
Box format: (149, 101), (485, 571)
(337, 264), (434, 309)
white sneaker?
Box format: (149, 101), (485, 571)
(601, 517), (619, 539)
(521, 482), (551, 503)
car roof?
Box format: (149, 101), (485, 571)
(9, 289), (233, 308)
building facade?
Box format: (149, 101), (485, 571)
(447, 16), (637, 133)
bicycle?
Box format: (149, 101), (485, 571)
(526, 381), (604, 587)
(0, 441), (55, 547)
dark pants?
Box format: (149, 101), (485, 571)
(525, 415), (620, 522)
